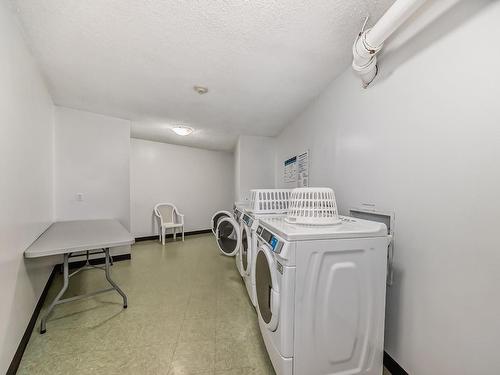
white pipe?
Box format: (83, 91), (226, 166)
(352, 0), (427, 88)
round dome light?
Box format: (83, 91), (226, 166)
(171, 126), (194, 136)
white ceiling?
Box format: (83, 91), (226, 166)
(12, 0), (394, 151)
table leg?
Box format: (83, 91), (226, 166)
(104, 248), (127, 308)
(40, 253), (69, 334)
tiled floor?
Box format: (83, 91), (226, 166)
(19, 234), (391, 375)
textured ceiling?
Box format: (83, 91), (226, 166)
(12, 0), (394, 151)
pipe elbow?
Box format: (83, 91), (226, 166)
(350, 0), (427, 88)
(352, 31), (381, 88)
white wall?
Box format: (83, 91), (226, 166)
(131, 138), (234, 237)
(273, 2), (500, 374)
(54, 107), (131, 254)
(234, 135), (275, 202)
(0, 3), (54, 372)
(234, 138), (241, 202)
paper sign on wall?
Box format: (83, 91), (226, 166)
(297, 151), (309, 187)
(284, 156), (297, 184)
(283, 150), (309, 187)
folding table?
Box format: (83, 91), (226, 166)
(24, 219), (134, 333)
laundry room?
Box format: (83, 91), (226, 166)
(1, 1), (499, 374)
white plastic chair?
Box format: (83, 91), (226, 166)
(154, 203), (185, 245)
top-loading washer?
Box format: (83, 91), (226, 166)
(254, 214), (390, 375)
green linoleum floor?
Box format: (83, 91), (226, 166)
(19, 234), (273, 375)
(18, 233), (392, 375)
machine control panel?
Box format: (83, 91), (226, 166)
(242, 214), (253, 227)
(257, 225), (283, 253)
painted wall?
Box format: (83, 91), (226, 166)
(0, 3), (54, 372)
(234, 135), (275, 202)
(54, 107), (131, 254)
(234, 138), (241, 202)
(273, 2), (500, 373)
(130, 138), (234, 237)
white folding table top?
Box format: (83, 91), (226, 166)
(25, 219), (135, 258)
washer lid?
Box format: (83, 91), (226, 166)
(216, 217), (241, 257)
(258, 215), (388, 241)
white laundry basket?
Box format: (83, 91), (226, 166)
(247, 189), (291, 214)
(285, 187), (341, 225)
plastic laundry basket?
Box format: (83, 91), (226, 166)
(247, 189), (291, 214)
(285, 187), (341, 225)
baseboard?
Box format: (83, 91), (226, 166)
(384, 351), (408, 375)
(7, 254), (131, 374)
(135, 228), (212, 242)
(6, 266), (57, 375)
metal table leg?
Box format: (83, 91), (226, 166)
(104, 248), (127, 308)
(40, 253), (69, 334)
(39, 249), (128, 333)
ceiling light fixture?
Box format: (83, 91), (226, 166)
(171, 126), (194, 136)
(193, 85), (208, 94)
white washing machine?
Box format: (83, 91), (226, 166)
(211, 210), (233, 235)
(215, 205), (245, 256)
(254, 215), (389, 375)
(238, 211), (287, 307)
(215, 191), (290, 305)
(236, 212), (253, 292)
(212, 202), (249, 236)
(238, 211), (265, 306)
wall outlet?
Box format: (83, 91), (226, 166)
(76, 193), (84, 202)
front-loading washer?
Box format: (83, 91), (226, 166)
(211, 210), (232, 236)
(236, 212), (256, 305)
(214, 191), (291, 306)
(238, 211), (287, 307)
(215, 205), (245, 257)
(212, 201), (249, 236)
(254, 215), (390, 375)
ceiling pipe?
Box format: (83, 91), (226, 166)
(352, 0), (427, 88)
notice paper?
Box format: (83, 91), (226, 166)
(283, 150), (309, 187)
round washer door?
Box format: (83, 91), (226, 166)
(211, 210), (232, 235)
(216, 217), (241, 257)
(255, 244), (280, 331)
(238, 224), (252, 277)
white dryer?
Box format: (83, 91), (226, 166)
(254, 215), (389, 375)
